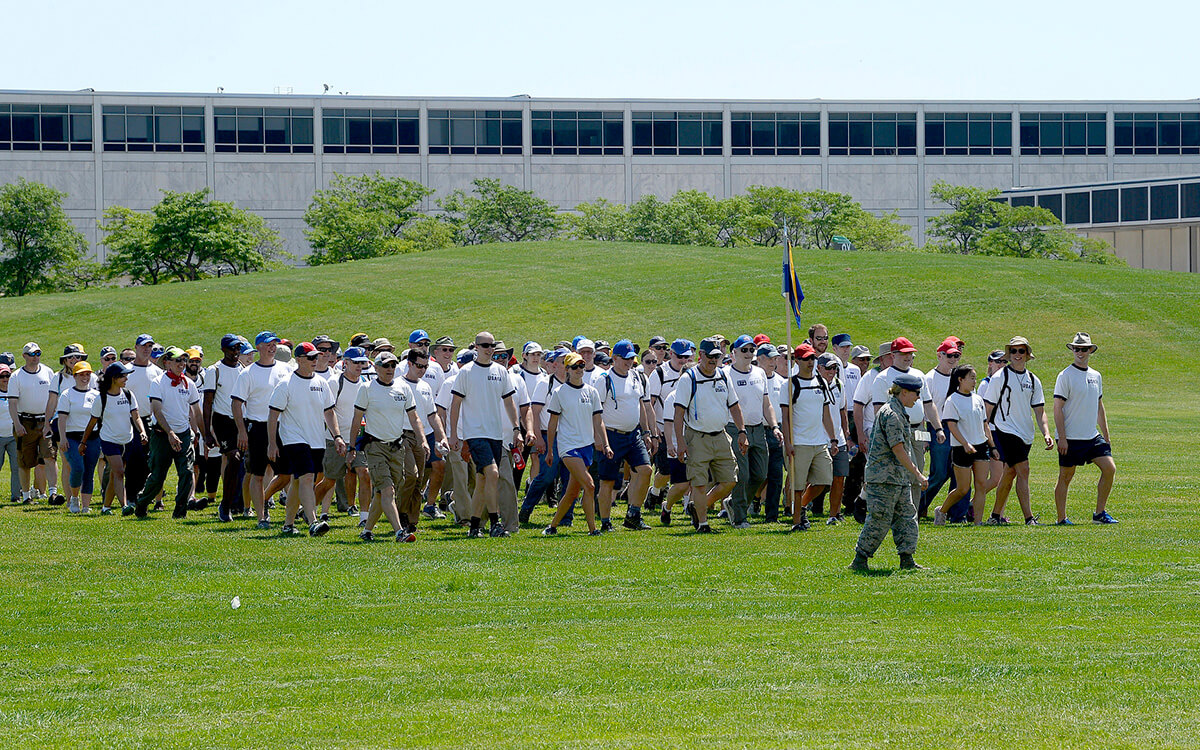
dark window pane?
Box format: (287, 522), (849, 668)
(945, 121), (967, 148)
(777, 121), (799, 148)
(181, 115), (203, 143)
(102, 115), (124, 142)
(323, 118), (344, 145)
(1087, 121), (1105, 148)
(801, 122), (819, 148)
(1121, 187), (1148, 222)
(1092, 189), (1118, 223)
(578, 119), (601, 148)
(347, 118), (371, 145)
(1134, 121), (1155, 147)
(1182, 183), (1200, 218)
(704, 121), (721, 147)
(215, 116), (236, 144)
(1041, 121), (1063, 147)
(1182, 122), (1200, 148)
(531, 119), (551, 148)
(848, 121), (871, 148)
(632, 121), (652, 147)
(70, 114), (92, 142)
(897, 121), (916, 150)
(873, 121), (896, 148)
(237, 116), (263, 144)
(40, 114), (67, 142)
(1114, 121), (1133, 147)
(968, 121), (991, 148)
(1037, 193), (1062, 221)
(427, 118), (448, 146)
(1064, 192), (1090, 224)
(751, 119), (773, 148)
(678, 120), (702, 148)
(371, 119), (396, 146)
(126, 114), (152, 143)
(291, 117), (313, 145)
(603, 121), (622, 147)
(1159, 121), (1181, 147)
(156, 115), (182, 143)
(479, 118), (501, 146)
(1150, 184), (1178, 220)
(397, 119), (417, 145)
(553, 118), (575, 147)
(653, 120), (676, 147)
(502, 119), (522, 147)
(1011, 195), (1035, 208)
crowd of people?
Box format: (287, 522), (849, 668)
(0, 325), (1117, 568)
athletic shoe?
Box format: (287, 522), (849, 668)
(1093, 511), (1119, 524)
(121, 504), (135, 517)
(660, 509), (671, 526)
(243, 509), (255, 519)
(933, 509), (948, 526)
(696, 523), (715, 534)
(356, 518), (367, 528)
(421, 505), (438, 521)
(467, 527), (482, 539)
(217, 506), (232, 523)
(319, 513), (330, 523)
(430, 507), (446, 519)
(280, 525), (299, 536)
(447, 501), (457, 521)
(347, 505), (358, 515)
(790, 521), (811, 532)
(358, 530), (374, 542)
(751, 500), (761, 515)
(717, 499), (730, 520)
(395, 529), (416, 543)
(100, 507), (114, 516)
(50, 493), (66, 506)
(542, 526), (558, 536)
(152, 501), (164, 511)
(265, 497), (275, 509)
(763, 516), (778, 524)
(1055, 518), (1075, 526)
(489, 525), (510, 538)
(623, 515), (650, 531)
(826, 515), (843, 526)
(600, 520), (614, 533)
(984, 516), (1008, 526)
(733, 521), (751, 530)
(68, 498), (81, 514)
(256, 520), (271, 530)
(309, 521), (330, 537)
(587, 529), (603, 536)
(1025, 515), (1040, 526)
(518, 511), (531, 525)
(560, 518), (573, 528)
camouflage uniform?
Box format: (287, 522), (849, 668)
(856, 394), (919, 557)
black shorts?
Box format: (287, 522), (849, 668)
(654, 440), (671, 474)
(467, 438), (504, 469)
(667, 455), (688, 484)
(280, 443), (325, 477)
(1059, 435), (1112, 468)
(993, 430), (1031, 467)
(245, 420), (275, 476)
(212, 412), (239, 455)
(952, 442), (991, 468)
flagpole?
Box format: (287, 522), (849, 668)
(782, 223), (796, 521)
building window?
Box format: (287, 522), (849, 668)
(1150, 184), (1179, 221)
(925, 112), (1011, 156)
(1120, 187), (1148, 222)
(1010, 195), (1035, 208)
(0, 103), (92, 152)
(631, 111), (722, 156)
(1037, 193), (1062, 221)
(102, 105), (203, 153)
(828, 112), (916, 156)
(530, 110), (622, 156)
(1114, 112), (1200, 155)
(1064, 192), (1090, 224)
(428, 110), (521, 155)
(214, 107), (313, 153)
(1091, 189), (1119, 223)
(1019, 112), (1105, 156)
(1183, 183), (1200, 219)
(322, 108), (418, 154)
(730, 112), (819, 156)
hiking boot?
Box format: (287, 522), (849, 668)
(1093, 511), (1119, 524)
(899, 553), (926, 570)
(623, 514), (650, 531)
(933, 508), (947, 526)
(848, 552), (870, 572)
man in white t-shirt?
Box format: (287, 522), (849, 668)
(488, 340), (533, 534)
(721, 334), (781, 528)
(435, 349), (477, 525)
(1052, 333), (1117, 525)
(983, 335), (1054, 526)
(757, 344), (787, 523)
(316, 347), (370, 520)
(782, 345), (837, 531)
(203, 334), (247, 522)
(133, 347), (201, 519)
(920, 337), (963, 516)
(123, 334), (164, 506)
(401, 348), (446, 532)
(871, 337), (945, 511)
(8, 342), (56, 502)
(231, 331), (292, 528)
(512, 341), (545, 490)
(647, 338), (693, 503)
(520, 349), (570, 523)
(674, 337), (749, 533)
(596, 339), (657, 531)
(449, 332), (521, 539)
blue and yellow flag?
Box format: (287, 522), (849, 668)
(781, 228), (804, 330)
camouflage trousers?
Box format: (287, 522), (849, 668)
(855, 482), (919, 557)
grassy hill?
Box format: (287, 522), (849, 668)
(2, 242), (1199, 749)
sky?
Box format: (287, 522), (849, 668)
(5, 0), (1200, 101)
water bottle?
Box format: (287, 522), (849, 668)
(511, 446), (526, 471)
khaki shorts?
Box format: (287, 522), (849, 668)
(322, 439), (367, 480)
(792, 443), (833, 487)
(364, 439), (406, 490)
(684, 427), (737, 486)
(18, 416), (53, 470)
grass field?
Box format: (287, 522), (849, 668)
(1, 241), (1199, 749)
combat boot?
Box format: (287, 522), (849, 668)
(848, 551), (870, 572)
(899, 553), (926, 570)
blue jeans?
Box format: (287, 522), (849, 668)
(763, 429), (785, 520)
(66, 436), (101, 494)
(919, 421), (953, 515)
(521, 431), (572, 522)
(0, 435), (20, 500)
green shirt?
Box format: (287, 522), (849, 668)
(864, 395), (915, 486)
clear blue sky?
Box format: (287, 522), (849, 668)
(7, 0), (1199, 100)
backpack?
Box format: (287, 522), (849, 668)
(683, 368), (730, 422)
(97, 387), (133, 429)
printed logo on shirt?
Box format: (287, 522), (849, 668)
(310, 386), (325, 393)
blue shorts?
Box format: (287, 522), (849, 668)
(100, 439), (128, 458)
(563, 445), (594, 465)
(281, 443), (324, 477)
(424, 432), (442, 466)
(597, 427), (650, 481)
(467, 438), (504, 469)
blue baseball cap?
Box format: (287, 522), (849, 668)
(756, 344), (778, 359)
(832, 333), (853, 347)
(255, 331), (281, 346)
(571, 335), (586, 349)
(731, 334), (755, 350)
(409, 329), (431, 345)
(670, 339), (695, 357)
(238, 342), (254, 355)
(612, 339), (637, 360)
(343, 346), (370, 364)
(135, 334), (155, 347)
(543, 349), (563, 363)
(220, 333), (242, 349)
(456, 349), (477, 365)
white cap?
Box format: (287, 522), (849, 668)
(576, 338), (595, 351)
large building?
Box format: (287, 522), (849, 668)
(4, 90), (1200, 268)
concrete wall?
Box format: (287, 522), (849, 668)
(1084, 226), (1195, 271)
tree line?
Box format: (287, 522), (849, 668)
(0, 174), (1121, 296)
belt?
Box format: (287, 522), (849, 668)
(608, 427), (638, 435)
(691, 428), (723, 437)
(18, 413), (43, 420)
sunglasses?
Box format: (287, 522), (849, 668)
(377, 362), (397, 369)
(302, 353), (319, 361)
(813, 336), (829, 341)
(120, 356), (135, 363)
(1010, 348), (1028, 355)
(412, 362), (428, 370)
(364, 345), (376, 352)
(189, 358), (202, 363)
(477, 342), (495, 349)
(0, 375), (9, 379)
(945, 352), (961, 359)
(434, 346), (454, 353)
(1071, 346), (1091, 352)
(738, 346), (754, 353)
(568, 363), (585, 370)
(102, 354), (117, 360)
(173, 357), (189, 363)
(316, 346), (335, 353)
(26, 351), (41, 357)
(704, 352), (723, 360)
(800, 355), (816, 361)
(652, 344), (669, 351)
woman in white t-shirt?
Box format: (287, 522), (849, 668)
(935, 366), (997, 526)
(57, 362), (100, 513)
(0, 364), (20, 503)
(81, 362), (148, 514)
(542, 353), (612, 536)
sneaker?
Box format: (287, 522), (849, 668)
(660, 509), (671, 526)
(80, 507), (91, 515)
(265, 497), (276, 509)
(309, 521), (330, 537)
(733, 521), (751, 530)
(542, 526), (558, 536)
(696, 523), (715, 534)
(49, 493), (66, 507)
(600, 520), (614, 533)
(790, 521), (811, 532)
(356, 518), (367, 528)
(1093, 511), (1119, 524)
(933, 508), (947, 526)
(421, 505), (438, 520)
(121, 504), (135, 517)
(100, 507), (114, 516)
(751, 500), (761, 516)
(489, 525), (510, 538)
(467, 527), (482, 539)
(68, 498), (81, 514)
(430, 506), (446, 519)
(1025, 515), (1040, 526)
(256, 520), (271, 530)
(359, 530), (375, 542)
(984, 515), (1009, 526)
(560, 518), (573, 528)
(347, 505), (359, 515)
(217, 506), (232, 523)
(395, 529), (416, 543)
(717, 499), (730, 520)
(280, 524), (299, 536)
(243, 509), (255, 519)
(763, 516), (778, 524)
(623, 515), (650, 531)
(826, 515), (843, 526)
(587, 529), (603, 536)
(319, 513), (330, 523)
(1055, 518), (1076, 526)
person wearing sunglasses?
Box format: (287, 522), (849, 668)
(315, 347), (371, 521)
(131, 347), (202, 519)
(542, 353), (612, 536)
(82, 361), (148, 514)
(871, 337), (945, 516)
(435, 348), (478, 525)
(920, 338), (967, 520)
(202, 334), (248, 522)
(647, 339), (694, 507)
(595, 339), (656, 532)
(781, 345), (838, 531)
(1052, 333), (1117, 525)
(718, 334), (780, 529)
(8, 342), (57, 504)
(310, 335), (339, 386)
(0, 364), (20, 504)
(400, 349), (446, 531)
(983, 336), (1054, 526)
(57, 361), (100, 514)
(46, 344), (95, 507)
(520, 349), (572, 525)
(124, 334), (163, 508)
(231, 331), (292, 529)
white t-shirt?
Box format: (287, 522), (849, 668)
(854, 367), (881, 434)
(941, 391), (987, 447)
(500, 369), (531, 440)
(531, 375), (563, 432)
(766, 372), (785, 425)
(723, 364), (769, 427)
(983, 366), (1045, 445)
(355, 377), (418, 443)
(1053, 365), (1102, 441)
(231, 361), (291, 422)
(821, 376), (846, 446)
(599, 368), (649, 432)
(328, 373), (365, 439)
(660, 389), (680, 454)
(435, 374), (462, 435)
(675, 367), (738, 434)
(398, 359), (446, 396)
(787, 375), (833, 446)
(924, 368), (954, 414)
(546, 381), (602, 453)
(90, 388), (140, 445)
(9, 364), (54, 415)
(269, 373), (335, 448)
(125, 363), (163, 420)
(513, 366), (544, 404)
(843, 363), (862, 412)
(450, 361), (515, 441)
(404, 376), (438, 436)
(872, 366), (933, 426)
(0, 391), (13, 437)
(648, 363), (686, 423)
(50, 370), (96, 400)
(148, 375), (200, 433)
(57, 387), (97, 432)
(201, 361), (243, 418)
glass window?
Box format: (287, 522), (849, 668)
(1037, 193), (1062, 221)
(1120, 186), (1148, 222)
(0, 102), (93, 151)
(1019, 112), (1105, 155)
(1064, 192), (1090, 225)
(928, 112), (1013, 156)
(631, 111), (721, 156)
(101, 104), (203, 153)
(1182, 183), (1200, 219)
(1091, 189), (1119, 223)
(323, 107), (415, 154)
(212, 105), (312, 153)
(1011, 195), (1035, 208)
(427, 109), (521, 155)
(731, 112), (819, 156)
(1115, 112), (1200, 155)
(1150, 184), (1179, 220)
(828, 112), (916, 156)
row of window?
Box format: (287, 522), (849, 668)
(9, 104), (1200, 157)
(1007, 182), (1200, 224)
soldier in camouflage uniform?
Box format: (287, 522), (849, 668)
(850, 373), (929, 572)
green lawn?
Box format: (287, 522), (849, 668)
(1, 241), (1198, 748)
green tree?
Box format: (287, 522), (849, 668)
(567, 198), (630, 241)
(102, 189), (284, 284)
(438, 178), (561, 245)
(303, 172), (436, 264)
(927, 180), (1003, 254)
(978, 204), (1067, 258)
(842, 209), (916, 253)
(740, 186), (810, 247)
(0, 178), (88, 296)
(797, 190), (866, 250)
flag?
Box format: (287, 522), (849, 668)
(781, 228), (804, 331)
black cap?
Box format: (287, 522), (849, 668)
(648, 336), (667, 348)
(894, 373), (924, 392)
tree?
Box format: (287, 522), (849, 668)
(927, 180), (1003, 254)
(567, 198), (630, 241)
(842, 209), (916, 253)
(978, 204), (1068, 258)
(0, 178), (88, 296)
(797, 190), (864, 250)
(303, 172), (436, 264)
(437, 178), (561, 245)
(102, 189), (284, 284)
(740, 186), (811, 247)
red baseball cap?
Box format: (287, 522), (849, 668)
(753, 334), (771, 345)
(937, 339), (961, 354)
(793, 343), (817, 359)
(294, 342), (318, 357)
(891, 337), (917, 354)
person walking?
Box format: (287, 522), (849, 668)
(46, 344), (90, 505)
(124, 334), (163, 505)
(920, 338), (964, 517)
(0, 364), (21, 504)
(1052, 333), (1118, 525)
(721, 335), (780, 528)
(934, 365), (996, 526)
(781, 344), (838, 531)
(758, 343), (787, 523)
(849, 373), (929, 573)
(81, 362), (148, 514)
(520, 349), (571, 525)
(202, 334), (247, 522)
(315, 347), (370, 520)
(400, 348), (443, 534)
(542, 352), (612, 535)
(817, 353), (851, 524)
(871, 337), (945, 513)
(231, 332), (292, 529)
(8, 342), (56, 504)
(596, 339), (656, 531)
(132, 347), (202, 519)
(56, 361), (100, 513)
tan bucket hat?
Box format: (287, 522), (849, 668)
(1067, 332), (1097, 352)
(1005, 336), (1034, 359)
